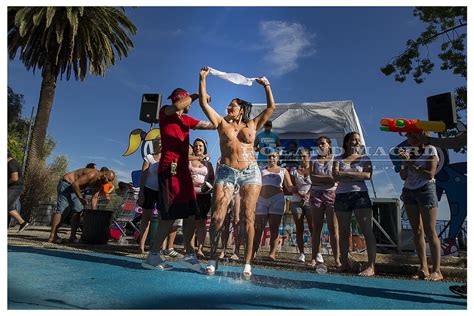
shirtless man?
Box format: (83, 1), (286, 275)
(198, 66), (275, 279)
(48, 168), (116, 243)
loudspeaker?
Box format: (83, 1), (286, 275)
(371, 198), (401, 251)
(140, 94), (162, 124)
(427, 92), (457, 129)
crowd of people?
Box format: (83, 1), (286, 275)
(138, 66), (402, 280)
(7, 67), (449, 285)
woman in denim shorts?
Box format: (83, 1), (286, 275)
(289, 148), (313, 263)
(309, 136), (340, 268)
(399, 133), (442, 281)
(333, 132), (376, 277)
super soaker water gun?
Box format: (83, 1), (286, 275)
(379, 118), (446, 135)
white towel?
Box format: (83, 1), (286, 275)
(208, 67), (265, 86)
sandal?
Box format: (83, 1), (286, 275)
(411, 270), (429, 280)
(242, 264), (252, 280)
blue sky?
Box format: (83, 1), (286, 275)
(7, 6), (467, 219)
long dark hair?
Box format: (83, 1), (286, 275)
(193, 138), (208, 155)
(316, 136), (332, 157)
(341, 131), (360, 158)
(234, 98), (252, 123)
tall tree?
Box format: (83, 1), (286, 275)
(380, 7), (467, 129)
(8, 7), (137, 181)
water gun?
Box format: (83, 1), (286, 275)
(100, 183), (115, 201)
(380, 118), (446, 135)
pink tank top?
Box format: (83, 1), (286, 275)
(189, 163), (208, 192)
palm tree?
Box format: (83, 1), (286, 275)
(8, 7), (137, 218)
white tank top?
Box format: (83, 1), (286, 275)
(144, 154), (159, 191)
(290, 168), (312, 202)
(404, 145), (438, 190)
(261, 167), (285, 188)
(311, 155), (337, 191)
(335, 155), (370, 193)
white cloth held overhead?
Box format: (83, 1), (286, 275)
(208, 67), (265, 86)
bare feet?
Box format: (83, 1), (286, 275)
(218, 251), (225, 259)
(47, 237), (63, 244)
(358, 266), (375, 277)
(309, 259), (317, 268)
(426, 271), (443, 282)
(411, 269), (429, 280)
(230, 254), (239, 261)
(197, 251), (205, 259)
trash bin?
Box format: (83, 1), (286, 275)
(146, 216), (159, 246)
(81, 209), (114, 244)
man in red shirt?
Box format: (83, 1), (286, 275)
(142, 88), (214, 272)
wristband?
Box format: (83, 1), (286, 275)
(264, 84), (270, 87)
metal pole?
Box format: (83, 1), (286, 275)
(22, 106), (36, 174)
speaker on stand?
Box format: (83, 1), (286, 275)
(140, 94), (162, 125)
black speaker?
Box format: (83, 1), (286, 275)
(140, 94), (162, 124)
(427, 92), (457, 129)
(372, 198), (401, 251)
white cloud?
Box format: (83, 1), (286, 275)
(111, 159), (125, 167)
(259, 21), (316, 77)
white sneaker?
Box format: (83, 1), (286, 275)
(163, 248), (182, 258)
(297, 253), (306, 262)
(142, 252), (174, 270)
(316, 253), (324, 264)
(182, 254), (203, 273)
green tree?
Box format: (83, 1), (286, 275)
(381, 7), (467, 135)
(381, 7), (466, 83)
(8, 86), (70, 220)
(8, 86), (58, 165)
(8, 7), (137, 184)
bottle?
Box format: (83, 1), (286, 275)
(315, 264), (328, 274)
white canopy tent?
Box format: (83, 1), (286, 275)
(250, 101), (366, 147)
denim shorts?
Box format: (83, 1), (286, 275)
(56, 180), (83, 214)
(8, 185), (23, 211)
(401, 181), (438, 209)
(335, 191), (372, 212)
(215, 163), (262, 189)
(256, 192), (285, 215)
(290, 201), (311, 216)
